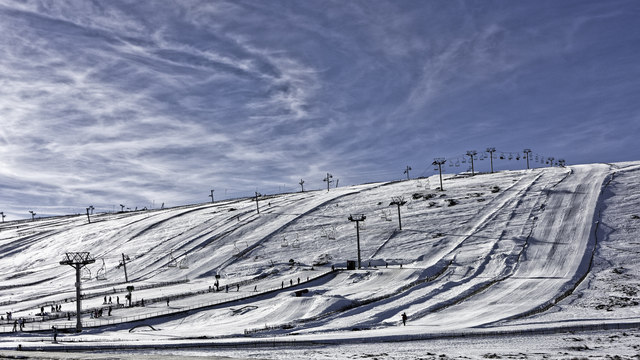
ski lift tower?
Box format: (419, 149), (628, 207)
(60, 252), (95, 332)
(466, 150), (478, 176)
(432, 158), (446, 191)
(523, 149), (532, 169)
(348, 214), (366, 269)
(404, 166), (412, 180)
(486, 147), (496, 173)
(390, 196), (407, 230)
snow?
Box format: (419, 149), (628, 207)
(1, 162), (640, 359)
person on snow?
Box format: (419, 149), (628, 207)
(401, 312), (407, 326)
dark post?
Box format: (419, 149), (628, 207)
(209, 189), (215, 203)
(299, 179), (305, 192)
(120, 253), (129, 282)
(86, 208), (91, 224)
(523, 149), (532, 169)
(1, 212), (5, 223)
(466, 150), (477, 176)
(255, 192), (261, 214)
(348, 214), (366, 269)
(486, 147), (496, 173)
(404, 166), (412, 180)
(60, 252), (95, 332)
(390, 197), (407, 230)
(323, 173), (333, 192)
(432, 158), (446, 191)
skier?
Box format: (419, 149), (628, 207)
(297, 277), (300, 284)
(52, 326), (57, 343)
(166, 299), (170, 307)
(12, 320), (17, 332)
(237, 284), (239, 292)
(108, 306), (112, 316)
(253, 285), (257, 292)
(401, 312), (407, 326)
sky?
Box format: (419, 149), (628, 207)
(1, 0), (639, 220)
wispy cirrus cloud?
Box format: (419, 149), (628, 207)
(0, 0), (639, 219)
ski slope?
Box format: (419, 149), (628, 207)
(1, 162), (640, 358)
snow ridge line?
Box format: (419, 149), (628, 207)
(216, 185), (387, 272)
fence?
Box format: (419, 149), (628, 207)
(0, 269), (336, 334)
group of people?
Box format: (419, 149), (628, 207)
(11, 318), (25, 332)
(90, 306), (113, 318)
(40, 304), (63, 316)
(280, 277), (306, 289)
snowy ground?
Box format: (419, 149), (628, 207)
(1, 161), (639, 359)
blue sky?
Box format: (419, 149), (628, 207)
(1, 0), (639, 220)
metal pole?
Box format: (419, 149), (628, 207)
(209, 189), (215, 203)
(432, 159), (446, 191)
(466, 150), (477, 176)
(396, 204), (402, 230)
(86, 208), (91, 224)
(75, 265), (82, 332)
(523, 149), (532, 169)
(122, 253), (129, 283)
(486, 147), (495, 173)
(355, 221), (361, 269)
(255, 192), (260, 214)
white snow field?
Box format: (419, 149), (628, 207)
(1, 161), (640, 359)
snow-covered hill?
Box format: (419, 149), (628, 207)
(1, 162), (640, 358)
